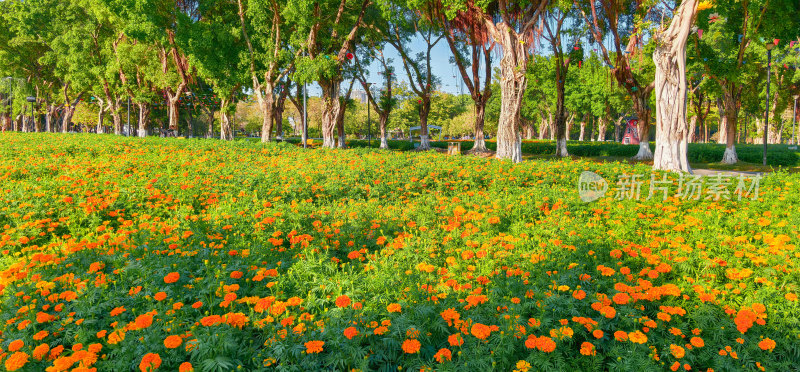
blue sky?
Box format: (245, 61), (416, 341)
(305, 36), (487, 97)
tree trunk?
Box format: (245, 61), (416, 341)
(565, 113), (574, 141)
(688, 116), (697, 143)
(379, 113), (389, 149)
(493, 26), (527, 163)
(579, 118), (586, 141)
(469, 103), (489, 153)
(721, 92), (739, 164)
(111, 100), (123, 135)
(523, 117), (535, 139)
(62, 106), (78, 134)
(554, 75), (569, 157)
(652, 0), (696, 173)
(538, 112), (548, 140)
(614, 116), (624, 142)
(319, 79), (342, 148)
(416, 98), (431, 150)
(166, 91), (181, 135)
(220, 97), (234, 141)
(548, 112), (556, 141)
(259, 86), (275, 143)
(137, 102), (150, 137)
(96, 101), (106, 134)
(597, 116), (607, 141)
(632, 93), (653, 160)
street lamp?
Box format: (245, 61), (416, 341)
(365, 82), (373, 147)
(763, 40), (776, 166)
(793, 94), (799, 146)
(26, 96), (36, 132)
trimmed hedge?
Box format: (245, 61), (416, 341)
(281, 138), (800, 166)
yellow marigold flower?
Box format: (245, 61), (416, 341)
(696, 1), (713, 11)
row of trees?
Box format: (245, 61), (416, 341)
(1, 0), (798, 171)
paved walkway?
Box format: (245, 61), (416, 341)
(692, 169), (764, 177)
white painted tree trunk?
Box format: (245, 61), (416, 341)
(688, 116), (697, 142)
(579, 120), (586, 141)
(492, 25), (526, 163)
(651, 0), (697, 172)
(137, 102), (150, 137)
(556, 138), (568, 157)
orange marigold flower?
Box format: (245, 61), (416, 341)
(690, 337), (704, 348)
(572, 290), (586, 300)
(224, 312), (249, 328)
(786, 293), (798, 302)
(200, 315), (222, 326)
(536, 336), (557, 352)
(179, 362), (194, 372)
(164, 272), (180, 284)
(599, 306), (616, 319)
(441, 308), (461, 326)
(402, 339), (421, 354)
(387, 303), (402, 313)
(139, 352), (161, 372)
(434, 348), (452, 362)
(192, 301), (203, 309)
(9, 339), (24, 352)
(164, 335), (182, 349)
(670, 344), (686, 358)
(230, 271), (243, 279)
(154, 292), (167, 301)
(629, 331), (648, 344)
(108, 330), (125, 344)
(580, 341), (596, 356)
(33, 330), (48, 340)
(111, 306), (126, 316)
(134, 313), (154, 329)
(448, 333), (464, 346)
(304, 340), (324, 354)
(4, 351), (29, 371)
(33, 343), (50, 360)
(592, 329), (604, 339)
(470, 323), (492, 340)
(614, 331), (628, 342)
(335, 295), (351, 308)
(612, 293), (631, 305)
(343, 326), (359, 340)
(758, 338), (776, 351)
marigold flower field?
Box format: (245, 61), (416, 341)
(0, 133), (799, 371)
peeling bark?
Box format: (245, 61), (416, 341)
(652, 0), (697, 173)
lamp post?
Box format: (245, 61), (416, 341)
(763, 40), (775, 166)
(127, 97), (131, 137)
(793, 94), (798, 146)
(26, 96), (36, 132)
(365, 82), (372, 147)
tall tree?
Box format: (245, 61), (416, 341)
(289, 0), (371, 149)
(435, 1), (494, 153)
(575, 0), (657, 160)
(441, 0), (548, 162)
(542, 0), (580, 157)
(692, 0), (799, 162)
(651, 0), (700, 172)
